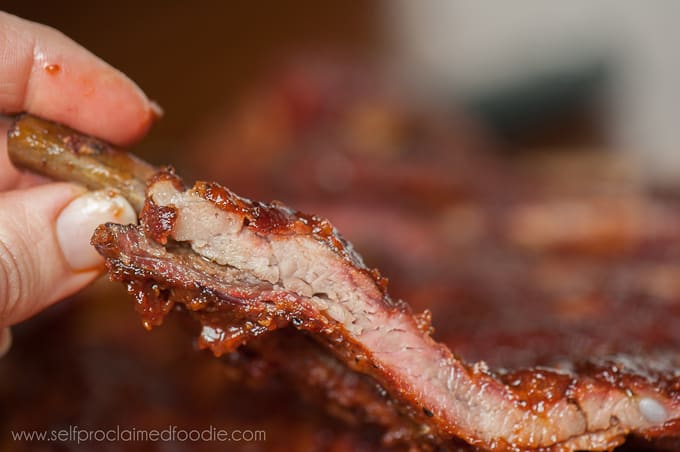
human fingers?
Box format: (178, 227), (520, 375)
(0, 11), (161, 147)
(0, 182), (136, 327)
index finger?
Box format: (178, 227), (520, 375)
(0, 11), (160, 147)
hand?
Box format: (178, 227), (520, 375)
(0, 12), (160, 355)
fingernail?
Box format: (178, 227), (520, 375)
(56, 190), (137, 271)
(0, 327), (12, 358)
(149, 100), (164, 119)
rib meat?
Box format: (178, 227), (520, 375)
(91, 169), (680, 451)
(8, 114), (680, 451)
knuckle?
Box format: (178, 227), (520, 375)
(0, 228), (31, 324)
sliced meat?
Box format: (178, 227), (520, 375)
(91, 169), (680, 451)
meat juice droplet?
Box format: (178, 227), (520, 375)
(44, 63), (61, 75)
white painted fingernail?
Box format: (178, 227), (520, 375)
(0, 327), (12, 358)
(56, 190), (137, 271)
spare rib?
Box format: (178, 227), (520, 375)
(9, 115), (680, 451)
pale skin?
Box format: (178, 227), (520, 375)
(0, 11), (158, 342)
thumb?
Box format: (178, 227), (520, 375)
(0, 183), (136, 326)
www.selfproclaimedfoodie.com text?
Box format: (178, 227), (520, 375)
(10, 425), (266, 444)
